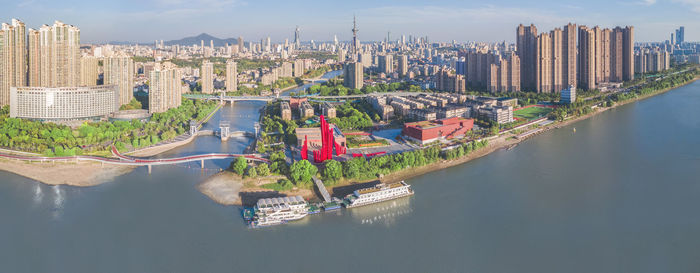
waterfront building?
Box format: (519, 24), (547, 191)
(226, 59), (238, 92)
(9, 85), (118, 120)
(343, 62), (363, 90)
(80, 56), (99, 86)
(403, 117), (474, 144)
(561, 85), (576, 104)
(149, 62), (182, 113)
(103, 54), (135, 106)
(201, 60), (214, 94)
(578, 26), (597, 90)
(27, 28), (40, 87)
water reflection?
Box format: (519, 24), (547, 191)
(52, 185), (65, 219)
(349, 197), (414, 227)
(32, 184), (43, 206)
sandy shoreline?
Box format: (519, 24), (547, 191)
(0, 158), (135, 186)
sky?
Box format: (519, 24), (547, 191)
(2, 0), (699, 43)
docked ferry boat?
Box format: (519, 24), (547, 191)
(343, 181), (414, 208)
(250, 196), (308, 227)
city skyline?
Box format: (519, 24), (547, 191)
(4, 0), (700, 44)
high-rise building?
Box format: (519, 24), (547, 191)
(0, 19), (27, 106)
(27, 29), (40, 87)
(149, 62), (182, 113)
(517, 24), (538, 91)
(226, 59), (238, 92)
(562, 23), (577, 90)
(398, 55), (408, 77)
(536, 32), (552, 92)
(435, 68), (465, 93)
(343, 62), (363, 90)
(599, 28), (612, 83)
(80, 56), (99, 86)
(293, 59), (304, 77)
(622, 26), (634, 81)
(237, 36), (244, 52)
(294, 26), (300, 48)
(578, 26), (597, 90)
(675, 26), (685, 44)
(486, 52), (521, 93)
(201, 60), (214, 94)
(32, 21), (81, 88)
(610, 27), (624, 82)
(378, 54), (394, 74)
(104, 55), (135, 106)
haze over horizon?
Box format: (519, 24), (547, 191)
(3, 0), (699, 43)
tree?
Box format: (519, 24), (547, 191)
(247, 166), (258, 178)
(231, 156), (248, 175)
(322, 160), (342, 182)
(256, 163), (270, 176)
(289, 160), (318, 184)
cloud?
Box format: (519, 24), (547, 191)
(639, 0), (657, 5)
(673, 0), (700, 13)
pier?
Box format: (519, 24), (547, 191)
(312, 177), (332, 202)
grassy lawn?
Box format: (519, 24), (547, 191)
(514, 107), (553, 120)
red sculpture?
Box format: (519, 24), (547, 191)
(310, 115), (345, 163)
(301, 136), (308, 160)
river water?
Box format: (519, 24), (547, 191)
(1, 79), (700, 272)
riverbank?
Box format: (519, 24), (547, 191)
(0, 158), (134, 186)
(198, 171), (313, 206)
(224, 75), (700, 204)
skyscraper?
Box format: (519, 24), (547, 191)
(622, 26), (634, 81)
(294, 26), (300, 48)
(0, 19), (27, 106)
(80, 56), (99, 86)
(378, 54), (394, 74)
(149, 62), (182, 113)
(535, 32), (552, 93)
(104, 54), (135, 106)
(201, 60), (214, 94)
(27, 29), (40, 87)
(226, 59), (238, 92)
(343, 62), (363, 90)
(398, 55), (408, 77)
(517, 24), (538, 91)
(237, 36), (244, 52)
(562, 23), (577, 89)
(611, 27), (624, 82)
(675, 26), (685, 44)
(578, 26), (597, 90)
(32, 21), (81, 88)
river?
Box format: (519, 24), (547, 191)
(1, 78), (700, 272)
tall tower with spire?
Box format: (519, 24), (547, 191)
(352, 16), (359, 61)
(294, 26), (300, 48)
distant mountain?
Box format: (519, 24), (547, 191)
(164, 33), (239, 47)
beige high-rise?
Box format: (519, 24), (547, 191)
(610, 27), (624, 82)
(550, 28), (563, 92)
(398, 55), (408, 77)
(226, 59), (238, 92)
(80, 56), (99, 86)
(536, 33), (552, 93)
(622, 26), (634, 81)
(0, 19), (27, 106)
(27, 29), (40, 87)
(104, 55), (135, 106)
(600, 28), (612, 83)
(149, 62), (182, 113)
(30, 21), (81, 88)
(201, 60), (214, 94)
(343, 62), (363, 90)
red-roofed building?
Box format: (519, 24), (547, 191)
(402, 117), (474, 144)
(289, 97), (308, 109)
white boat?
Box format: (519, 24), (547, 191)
(252, 196), (308, 227)
(343, 181), (414, 208)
